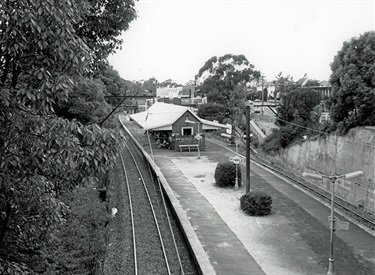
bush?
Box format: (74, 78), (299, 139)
(261, 124), (303, 153)
(44, 187), (109, 274)
(240, 191), (272, 216)
(214, 161), (242, 187)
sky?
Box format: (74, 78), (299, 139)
(108, 0), (375, 85)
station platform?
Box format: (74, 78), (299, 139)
(119, 114), (265, 275)
(119, 114), (375, 275)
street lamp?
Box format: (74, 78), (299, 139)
(302, 170), (364, 275)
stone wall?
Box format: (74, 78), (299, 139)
(262, 127), (375, 214)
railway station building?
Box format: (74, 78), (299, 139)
(129, 102), (230, 152)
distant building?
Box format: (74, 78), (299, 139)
(156, 86), (207, 107)
(156, 86), (194, 99)
(295, 77), (309, 87)
(300, 86), (331, 98)
(256, 81), (276, 99)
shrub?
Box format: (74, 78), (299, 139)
(44, 187), (108, 274)
(214, 161), (242, 187)
(240, 191), (272, 216)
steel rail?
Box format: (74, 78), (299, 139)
(119, 153), (138, 275)
(208, 138), (375, 229)
(249, 154), (375, 229)
(156, 176), (186, 275)
(123, 127), (185, 274)
(125, 143), (172, 275)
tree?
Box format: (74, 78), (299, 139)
(272, 72), (295, 100)
(125, 77), (158, 96)
(196, 54), (261, 104)
(96, 65), (128, 107)
(158, 79), (181, 88)
(277, 89), (322, 125)
(184, 79), (197, 87)
(305, 79), (320, 87)
(261, 89), (322, 152)
(0, 0), (136, 272)
(196, 54), (260, 142)
(329, 31), (375, 132)
(197, 103), (231, 123)
(54, 77), (112, 124)
(74, 0), (137, 68)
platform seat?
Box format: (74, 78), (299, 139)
(179, 144), (199, 152)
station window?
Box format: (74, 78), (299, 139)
(182, 127), (193, 136)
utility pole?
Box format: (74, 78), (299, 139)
(152, 79), (157, 104)
(246, 105), (250, 193)
(261, 75), (264, 117)
(229, 76), (236, 145)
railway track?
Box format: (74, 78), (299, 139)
(209, 138), (375, 231)
(119, 142), (187, 274)
(249, 151), (375, 231)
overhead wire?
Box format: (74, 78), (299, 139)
(257, 107), (375, 150)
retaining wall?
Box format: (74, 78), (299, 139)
(261, 127), (375, 214)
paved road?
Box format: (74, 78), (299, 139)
(205, 139), (375, 275)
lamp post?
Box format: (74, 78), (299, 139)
(229, 152), (241, 189)
(302, 170), (364, 275)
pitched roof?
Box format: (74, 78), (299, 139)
(129, 102), (229, 131)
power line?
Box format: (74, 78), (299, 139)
(263, 115), (375, 149)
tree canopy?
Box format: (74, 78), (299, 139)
(329, 31), (375, 132)
(0, 0), (137, 273)
(277, 89), (322, 126)
(197, 103), (231, 124)
(196, 54), (261, 105)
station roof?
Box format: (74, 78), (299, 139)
(129, 102), (229, 131)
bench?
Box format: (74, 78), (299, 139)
(179, 144), (199, 152)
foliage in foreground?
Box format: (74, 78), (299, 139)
(45, 187), (109, 274)
(0, 0), (136, 273)
(214, 162), (242, 187)
(240, 192), (272, 216)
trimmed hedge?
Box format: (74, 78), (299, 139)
(240, 191), (272, 216)
(214, 161), (241, 187)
